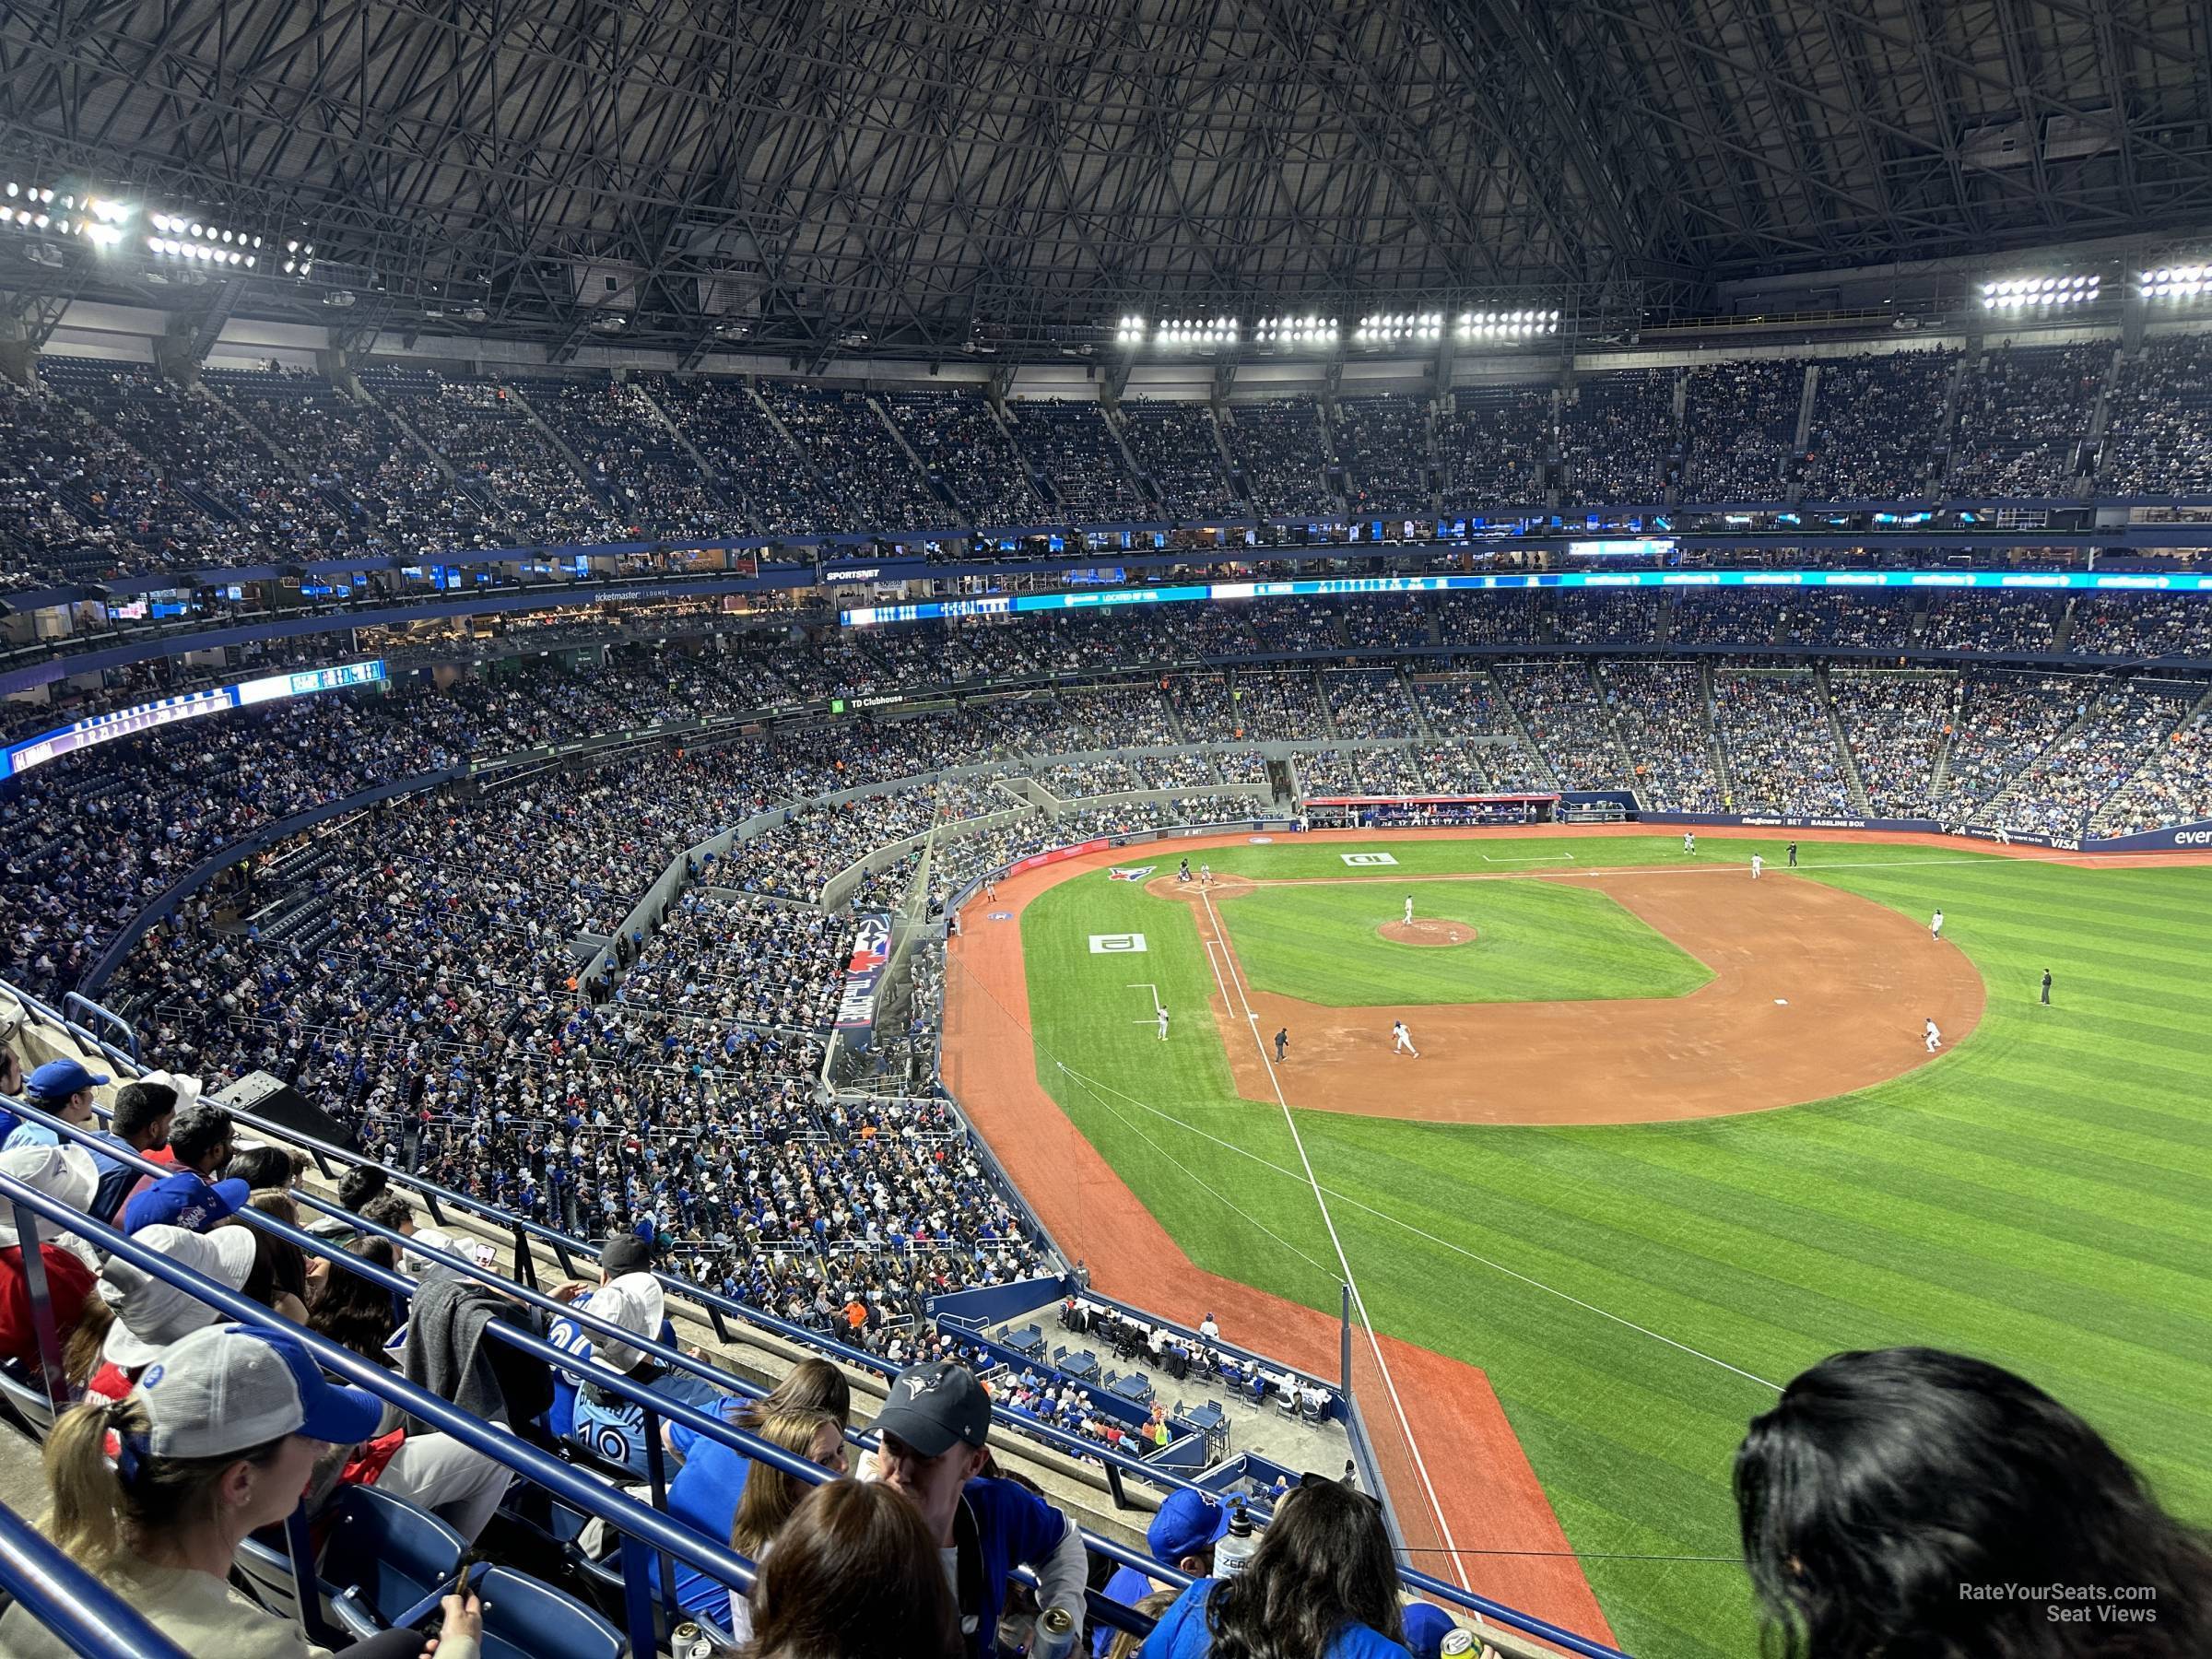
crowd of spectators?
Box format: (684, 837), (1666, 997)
(356, 369), (622, 545)
(1559, 368), (1677, 505)
(1709, 671), (1856, 815)
(1003, 400), (1147, 522)
(1933, 675), (2088, 823)
(20, 337), (2212, 601)
(618, 890), (850, 1031)
(0, 687), (486, 1006)
(1441, 383), (1553, 510)
(1331, 394), (1431, 512)
(2068, 594), (2212, 659)
(1920, 593), (2062, 654)
(1223, 397), (1335, 518)
(1116, 401), (1242, 521)
(1596, 661), (1725, 809)
(204, 365), (493, 559)
(1489, 662), (1630, 789)
(639, 373), (847, 535)
(1828, 673), (1952, 816)
(521, 377), (729, 538)
(1681, 359), (1805, 503)
(1798, 348), (1958, 500)
(881, 390), (1047, 527)
(1946, 342), (2108, 500)
(1552, 591), (1667, 645)
(1983, 682), (2194, 839)
(2090, 689), (2212, 834)
(2099, 331), (2212, 498)
(758, 386), (947, 532)
(1322, 668), (1421, 735)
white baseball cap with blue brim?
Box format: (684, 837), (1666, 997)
(135, 1324), (383, 1459)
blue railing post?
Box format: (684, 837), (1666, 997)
(61, 993), (140, 1064)
(11, 1196), (69, 1414)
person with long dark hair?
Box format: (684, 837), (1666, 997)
(743, 1477), (959, 1659)
(1735, 1347), (2212, 1658)
(1139, 1477), (1409, 1657)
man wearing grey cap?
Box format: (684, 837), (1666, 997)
(872, 1359), (1088, 1657)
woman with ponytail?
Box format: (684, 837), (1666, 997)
(0, 1323), (481, 1659)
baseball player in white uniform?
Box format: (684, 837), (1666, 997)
(1683, 831), (1696, 855)
(1751, 853), (1763, 879)
(1391, 1020), (1418, 1057)
(1157, 1006), (1170, 1041)
(1403, 895), (1415, 924)
(1200, 864), (1213, 886)
(1924, 1017), (1942, 1053)
(1930, 908), (1945, 941)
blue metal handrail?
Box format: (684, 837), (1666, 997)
(0, 1500), (189, 1659)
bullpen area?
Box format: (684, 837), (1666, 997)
(944, 826), (2212, 1659)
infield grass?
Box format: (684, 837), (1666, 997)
(1217, 877), (1711, 1006)
(1012, 835), (2212, 1659)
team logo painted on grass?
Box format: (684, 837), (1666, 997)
(1248, 836), (1275, 843)
(1107, 865), (1156, 881)
(1340, 852), (1399, 866)
(989, 911), (1012, 922)
(1088, 933), (1148, 953)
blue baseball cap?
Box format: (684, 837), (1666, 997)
(1147, 1488), (1234, 1565)
(1402, 1602), (1458, 1659)
(26, 1058), (108, 1100)
(123, 1171), (252, 1235)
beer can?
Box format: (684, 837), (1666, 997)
(1439, 1631), (1478, 1655)
(670, 1622), (713, 1658)
(1033, 1605), (1078, 1659)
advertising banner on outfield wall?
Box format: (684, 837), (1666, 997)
(2080, 820), (2212, 852)
(1635, 811), (1942, 833)
(833, 912), (894, 1052)
(1006, 837), (1110, 877)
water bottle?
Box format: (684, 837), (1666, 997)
(1214, 1499), (1257, 1577)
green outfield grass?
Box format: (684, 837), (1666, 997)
(1217, 877), (1711, 1006)
(1013, 836), (2212, 1659)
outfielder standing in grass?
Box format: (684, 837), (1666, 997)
(1157, 1006), (1170, 1041)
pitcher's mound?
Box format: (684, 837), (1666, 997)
(1379, 918), (1477, 947)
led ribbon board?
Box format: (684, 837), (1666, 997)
(841, 569), (2212, 626)
(5, 659), (386, 778)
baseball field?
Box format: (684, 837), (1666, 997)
(943, 827), (2212, 1659)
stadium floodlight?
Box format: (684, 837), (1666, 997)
(1983, 272), (2100, 309)
(0, 182), (132, 252)
(1455, 307), (1560, 342)
(2138, 263), (2209, 303)
(1253, 313), (1339, 349)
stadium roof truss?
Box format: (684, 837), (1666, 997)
(1, 0), (2209, 361)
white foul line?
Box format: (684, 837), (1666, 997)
(1198, 888), (1471, 1591)
(1055, 1060), (1783, 1394)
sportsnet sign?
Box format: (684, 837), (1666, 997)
(835, 913), (895, 1047)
